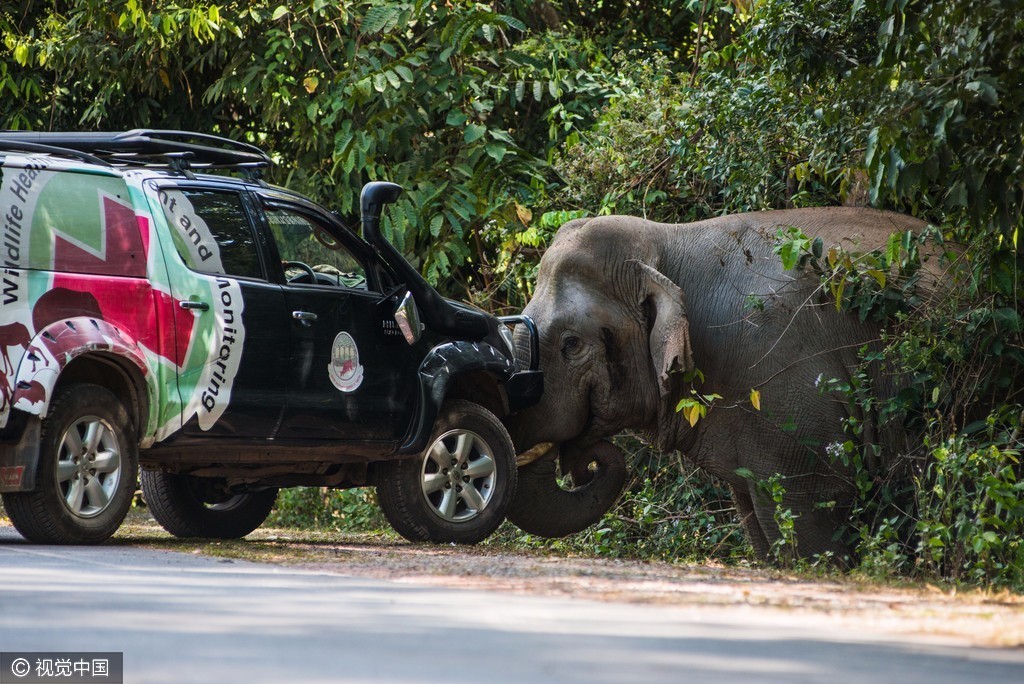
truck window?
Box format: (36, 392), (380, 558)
(159, 188), (262, 279)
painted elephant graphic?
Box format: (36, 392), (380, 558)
(1, 288), (105, 412)
(0, 322), (31, 376)
(0, 322), (31, 411)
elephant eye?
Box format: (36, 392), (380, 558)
(561, 335), (582, 357)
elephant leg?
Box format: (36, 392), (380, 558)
(730, 484), (770, 561)
(792, 504), (852, 567)
(750, 492), (852, 567)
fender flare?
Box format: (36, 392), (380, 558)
(12, 317), (156, 432)
(398, 341), (515, 454)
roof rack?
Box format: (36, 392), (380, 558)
(0, 129), (272, 172)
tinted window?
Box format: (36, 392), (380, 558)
(266, 207), (367, 289)
(159, 188), (262, 279)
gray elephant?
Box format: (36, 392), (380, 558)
(504, 207), (941, 563)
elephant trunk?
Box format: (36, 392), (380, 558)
(507, 440), (627, 538)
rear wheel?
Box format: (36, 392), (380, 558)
(140, 471), (277, 539)
(377, 401), (516, 544)
(3, 383), (137, 544)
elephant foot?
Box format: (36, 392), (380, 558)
(508, 440), (627, 538)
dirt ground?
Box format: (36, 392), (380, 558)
(107, 514), (1024, 650)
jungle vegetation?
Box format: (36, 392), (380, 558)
(2, 0), (1021, 587)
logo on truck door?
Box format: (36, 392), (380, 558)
(328, 331), (363, 392)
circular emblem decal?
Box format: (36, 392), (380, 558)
(328, 332), (364, 392)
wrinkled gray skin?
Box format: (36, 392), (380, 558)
(505, 207), (934, 563)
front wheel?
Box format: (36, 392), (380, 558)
(2, 383), (137, 544)
(140, 471), (278, 539)
(377, 401), (517, 544)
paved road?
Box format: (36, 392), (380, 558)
(1, 527), (1022, 683)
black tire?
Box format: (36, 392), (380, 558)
(2, 383), (137, 544)
(377, 400), (517, 544)
(140, 471), (277, 539)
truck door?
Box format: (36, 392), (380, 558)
(154, 185), (289, 439)
(259, 202), (421, 443)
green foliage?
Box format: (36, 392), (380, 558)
(911, 432), (1024, 586)
(754, 472), (800, 565)
(553, 6), (873, 223)
(864, 0), (1024, 235)
(782, 222), (1023, 586)
(268, 487), (388, 532)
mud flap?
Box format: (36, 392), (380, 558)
(0, 415), (42, 493)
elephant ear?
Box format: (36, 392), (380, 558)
(632, 260), (695, 396)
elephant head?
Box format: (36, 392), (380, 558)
(505, 218), (699, 537)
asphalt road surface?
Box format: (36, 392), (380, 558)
(1, 526), (1022, 683)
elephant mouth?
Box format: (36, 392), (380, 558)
(515, 434), (611, 487)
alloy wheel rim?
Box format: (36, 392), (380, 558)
(55, 416), (122, 518)
(420, 429), (496, 522)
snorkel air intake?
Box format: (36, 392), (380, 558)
(360, 182), (488, 339)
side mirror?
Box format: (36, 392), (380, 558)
(394, 291), (423, 345)
(360, 181), (403, 242)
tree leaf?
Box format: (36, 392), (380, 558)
(488, 129), (515, 145)
(445, 110), (467, 126)
(750, 389), (761, 411)
(428, 214), (444, 237)
(463, 123), (486, 143)
(394, 65), (414, 82)
(363, 6), (398, 34)
(485, 142), (507, 162)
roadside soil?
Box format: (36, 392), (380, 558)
(105, 511), (1024, 650)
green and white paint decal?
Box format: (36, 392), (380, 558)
(0, 159), (247, 444)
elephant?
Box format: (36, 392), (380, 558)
(504, 207), (945, 563)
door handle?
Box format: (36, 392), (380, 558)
(179, 300), (210, 312)
(292, 311), (318, 322)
